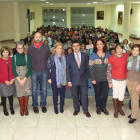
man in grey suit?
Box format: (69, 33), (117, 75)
(66, 40), (91, 117)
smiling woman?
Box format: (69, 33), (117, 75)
(0, 46), (15, 116)
(89, 38), (110, 115)
(47, 42), (67, 114)
(12, 41), (32, 116)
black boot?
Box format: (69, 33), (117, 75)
(3, 109), (9, 116)
(60, 106), (64, 113)
(54, 106), (58, 114)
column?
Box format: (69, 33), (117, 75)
(66, 6), (71, 29)
(123, 2), (131, 40)
(13, 2), (20, 42)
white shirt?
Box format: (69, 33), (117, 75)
(74, 51), (81, 63)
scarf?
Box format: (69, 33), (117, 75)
(54, 53), (67, 88)
(127, 55), (140, 72)
(34, 41), (43, 48)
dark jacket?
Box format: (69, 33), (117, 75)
(66, 52), (89, 86)
(47, 55), (56, 80)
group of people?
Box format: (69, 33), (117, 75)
(0, 24), (139, 125)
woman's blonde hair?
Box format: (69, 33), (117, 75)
(52, 42), (64, 56)
(1, 46), (10, 56)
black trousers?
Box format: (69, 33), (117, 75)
(51, 79), (65, 107)
(93, 81), (108, 109)
(70, 85), (89, 113)
(1, 95), (13, 110)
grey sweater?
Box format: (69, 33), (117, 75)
(27, 43), (50, 72)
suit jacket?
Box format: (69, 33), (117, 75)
(66, 52), (89, 86)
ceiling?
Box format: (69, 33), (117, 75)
(0, 0), (139, 5)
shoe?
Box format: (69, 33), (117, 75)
(113, 99), (118, 118)
(0, 102), (2, 106)
(128, 114), (131, 118)
(10, 108), (15, 115)
(3, 109), (9, 116)
(41, 107), (47, 113)
(96, 108), (101, 115)
(18, 97), (24, 116)
(129, 118), (136, 124)
(54, 106), (58, 114)
(118, 100), (125, 116)
(73, 111), (80, 116)
(85, 112), (91, 117)
(33, 107), (39, 114)
(24, 96), (29, 116)
(101, 108), (109, 115)
(60, 106), (64, 113)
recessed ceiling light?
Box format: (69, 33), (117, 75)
(50, 3), (53, 5)
(93, 2), (98, 3)
(87, 3), (91, 5)
(46, 1), (49, 3)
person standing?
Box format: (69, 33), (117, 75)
(127, 44), (140, 124)
(47, 42), (67, 114)
(0, 46), (15, 116)
(89, 39), (110, 115)
(66, 40), (91, 117)
(27, 32), (50, 114)
(107, 43), (128, 118)
(12, 41), (32, 116)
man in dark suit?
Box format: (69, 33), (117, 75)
(66, 40), (91, 117)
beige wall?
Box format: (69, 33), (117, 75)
(1, 3), (140, 41)
(30, 4), (109, 29)
(0, 3), (26, 41)
(111, 4), (124, 34)
(0, 3), (14, 41)
(130, 4), (140, 29)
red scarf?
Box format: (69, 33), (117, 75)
(34, 42), (43, 48)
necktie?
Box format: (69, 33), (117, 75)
(76, 53), (80, 68)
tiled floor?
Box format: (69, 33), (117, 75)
(0, 96), (140, 140)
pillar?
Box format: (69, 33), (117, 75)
(123, 2), (131, 40)
(66, 6), (71, 29)
(13, 2), (20, 42)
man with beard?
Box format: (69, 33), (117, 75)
(28, 32), (50, 114)
(66, 40), (91, 117)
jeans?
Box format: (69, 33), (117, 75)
(93, 81), (108, 109)
(31, 70), (48, 107)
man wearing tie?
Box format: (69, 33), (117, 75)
(66, 40), (91, 117)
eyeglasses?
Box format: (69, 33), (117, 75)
(17, 48), (24, 50)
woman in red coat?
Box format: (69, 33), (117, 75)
(0, 46), (15, 116)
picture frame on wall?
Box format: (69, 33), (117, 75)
(118, 11), (123, 24)
(97, 11), (104, 20)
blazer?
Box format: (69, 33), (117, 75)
(66, 52), (89, 86)
(47, 55), (57, 80)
